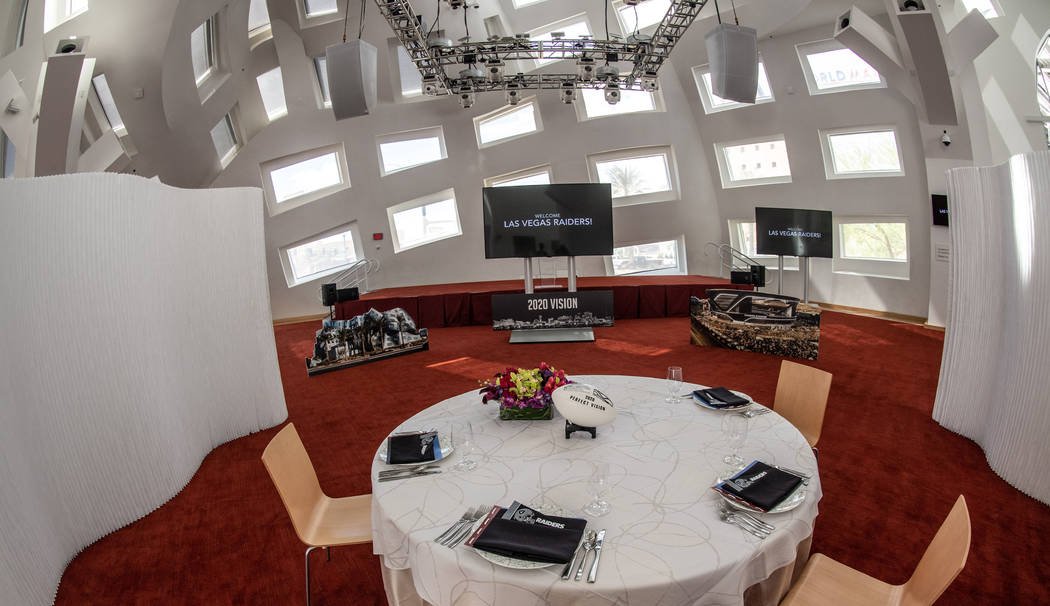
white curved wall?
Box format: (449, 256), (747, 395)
(0, 173), (287, 605)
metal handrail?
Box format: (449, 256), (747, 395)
(704, 242), (762, 279)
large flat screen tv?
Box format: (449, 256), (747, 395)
(483, 184), (614, 259)
(932, 194), (949, 227)
(755, 207), (833, 258)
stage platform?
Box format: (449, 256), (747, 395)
(335, 276), (752, 328)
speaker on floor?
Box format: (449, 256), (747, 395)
(321, 283), (338, 307)
(325, 39), (378, 121)
(705, 23), (759, 104)
(337, 287), (359, 302)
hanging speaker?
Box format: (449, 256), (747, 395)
(321, 283), (338, 307)
(325, 39), (378, 121)
(705, 23), (759, 104)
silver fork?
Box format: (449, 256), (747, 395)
(379, 464), (437, 477)
(443, 505), (490, 548)
(722, 504), (775, 532)
(735, 407), (772, 419)
(434, 507), (478, 544)
(720, 510), (768, 538)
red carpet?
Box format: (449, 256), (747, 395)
(54, 313), (1050, 605)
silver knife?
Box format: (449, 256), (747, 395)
(377, 470), (442, 483)
(586, 529), (606, 583)
(561, 538), (584, 580)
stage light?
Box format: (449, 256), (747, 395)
(577, 57), (596, 81)
(422, 75), (439, 95)
(560, 80), (577, 104)
(641, 71), (659, 91)
(486, 60), (504, 82)
(604, 82), (621, 104)
(458, 86), (475, 108)
(505, 83), (521, 105)
(595, 64), (619, 81)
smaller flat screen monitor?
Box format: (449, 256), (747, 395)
(755, 207), (833, 258)
(932, 194), (949, 227)
(483, 184), (614, 258)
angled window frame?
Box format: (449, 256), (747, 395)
(256, 65), (288, 121)
(527, 13), (592, 70)
(819, 125), (905, 180)
(210, 111), (240, 168)
(386, 188), (463, 254)
(279, 221), (363, 288)
(260, 142), (351, 217)
(248, 0), (273, 48)
(727, 218), (800, 271)
(473, 95), (543, 148)
(796, 38), (886, 96)
(691, 58), (775, 114)
(483, 163), (554, 188)
(611, 0), (672, 36)
(387, 38), (426, 103)
(296, 0), (344, 29)
(574, 80), (665, 121)
(90, 73), (127, 137)
(375, 125), (448, 176)
(15, 0), (30, 48)
(313, 56), (332, 109)
(191, 15), (218, 87)
(512, 0), (548, 7)
(1, 128), (16, 179)
(603, 235), (687, 277)
(960, 0), (1002, 19)
(587, 144), (680, 207)
(713, 134), (793, 189)
(43, 0), (88, 33)
(832, 215), (910, 280)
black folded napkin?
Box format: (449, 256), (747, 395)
(713, 461), (803, 512)
(694, 387), (749, 408)
(467, 502), (587, 564)
(386, 431), (442, 464)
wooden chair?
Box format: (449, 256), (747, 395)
(261, 423), (372, 606)
(773, 360), (833, 449)
(780, 495), (971, 606)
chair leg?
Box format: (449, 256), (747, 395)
(812, 446), (819, 459)
(305, 546), (321, 606)
(326, 546), (330, 562)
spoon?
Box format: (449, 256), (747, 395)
(574, 530), (597, 581)
(378, 464), (437, 477)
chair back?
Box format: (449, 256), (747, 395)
(900, 495), (971, 606)
(261, 423), (325, 545)
(773, 360), (833, 448)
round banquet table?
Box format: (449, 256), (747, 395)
(370, 375), (822, 606)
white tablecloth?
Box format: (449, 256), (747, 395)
(370, 375), (822, 606)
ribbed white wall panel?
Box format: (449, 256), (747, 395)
(934, 151), (1050, 504)
(0, 174), (287, 605)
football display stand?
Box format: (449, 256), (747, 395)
(564, 421), (597, 439)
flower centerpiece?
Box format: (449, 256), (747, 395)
(479, 362), (570, 420)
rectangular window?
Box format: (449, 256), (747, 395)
(512, 0), (548, 7)
(484, 164), (553, 188)
(576, 85), (663, 121)
(15, 0), (30, 48)
(820, 126), (904, 179)
(474, 97), (543, 148)
(387, 188), (462, 253)
(1, 129), (16, 179)
(210, 113), (238, 166)
(257, 66), (288, 120)
(960, 0), (1000, 18)
(281, 223), (361, 287)
(528, 15), (591, 68)
(314, 57), (331, 107)
(609, 238), (684, 276)
(728, 219), (799, 271)
(396, 45), (423, 98)
(249, 0), (271, 33)
(376, 126), (447, 175)
(714, 135), (792, 188)
(613, 0), (671, 34)
(261, 143), (350, 216)
(588, 145), (679, 207)
(304, 0), (338, 17)
(91, 74), (126, 136)
(796, 39), (885, 95)
(833, 217), (909, 279)
(191, 17), (216, 86)
(44, 0), (88, 32)
(692, 59), (774, 113)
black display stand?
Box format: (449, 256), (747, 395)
(565, 420), (597, 439)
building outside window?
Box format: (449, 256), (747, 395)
(833, 217), (909, 279)
(796, 39), (884, 95)
(484, 164), (553, 188)
(281, 223), (361, 286)
(376, 126), (447, 175)
(261, 143), (351, 216)
(191, 16), (216, 86)
(714, 135), (792, 188)
(387, 189), (462, 253)
(820, 126), (904, 179)
(609, 238), (684, 276)
(209, 113), (238, 166)
(474, 97), (543, 147)
(588, 145), (678, 206)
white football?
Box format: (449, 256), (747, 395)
(551, 383), (616, 427)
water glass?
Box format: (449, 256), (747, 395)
(452, 422), (478, 471)
(665, 366), (683, 403)
(583, 462), (610, 517)
(721, 414), (749, 469)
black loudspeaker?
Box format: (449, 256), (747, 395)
(337, 287), (359, 302)
(326, 40), (378, 121)
(321, 283), (338, 307)
(705, 23), (759, 104)
(730, 265), (766, 287)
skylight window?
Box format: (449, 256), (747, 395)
(43, 0), (87, 33)
(613, 0), (671, 34)
(610, 238), (683, 276)
(91, 74), (126, 136)
(248, 0), (271, 33)
(960, 0), (1000, 18)
(15, 0), (29, 47)
(377, 126), (447, 175)
(1, 129), (15, 179)
(257, 66), (288, 121)
(314, 57), (331, 107)
(281, 223), (361, 286)
(588, 145), (679, 207)
(833, 216), (909, 279)
(262, 144), (350, 216)
(692, 60), (774, 113)
(191, 17), (216, 86)
(474, 97), (543, 148)
(820, 127), (904, 179)
(387, 189), (462, 253)
(210, 113), (238, 167)
(529, 15), (591, 67)
(304, 0), (338, 17)
(796, 39), (884, 95)
(714, 135), (792, 188)
(577, 86), (662, 120)
(512, 0), (548, 7)
(484, 164), (553, 188)
(396, 45), (423, 98)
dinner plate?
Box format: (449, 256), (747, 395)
(692, 389), (754, 412)
(470, 504), (570, 570)
(719, 481), (807, 514)
(377, 430), (454, 466)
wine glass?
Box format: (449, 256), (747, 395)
(721, 414), (749, 470)
(583, 462), (610, 517)
(452, 422), (478, 471)
(665, 366), (683, 403)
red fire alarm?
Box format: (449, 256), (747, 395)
(372, 232), (383, 240)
